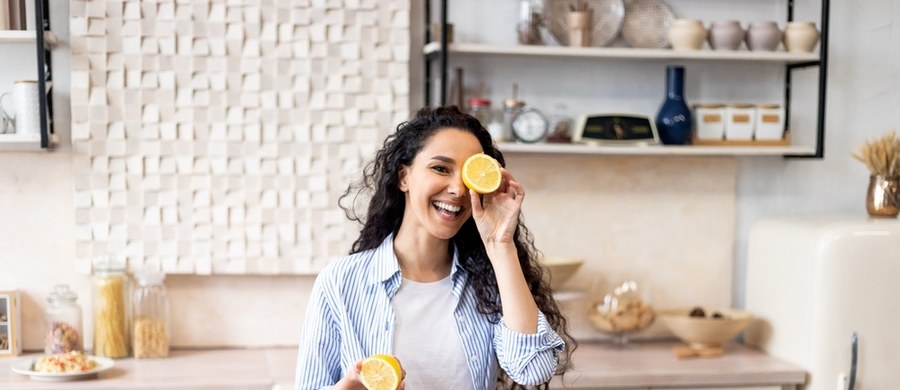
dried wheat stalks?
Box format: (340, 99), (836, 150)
(852, 129), (900, 177)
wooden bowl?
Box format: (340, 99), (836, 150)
(539, 258), (583, 290)
(658, 307), (752, 348)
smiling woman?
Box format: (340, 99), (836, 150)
(294, 106), (576, 390)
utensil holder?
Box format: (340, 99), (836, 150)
(566, 11), (591, 47)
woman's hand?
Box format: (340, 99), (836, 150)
(470, 168), (524, 245)
(334, 360), (406, 390)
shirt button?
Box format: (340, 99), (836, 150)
(458, 315), (465, 322)
(470, 355), (478, 362)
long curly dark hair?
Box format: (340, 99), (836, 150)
(339, 106), (575, 389)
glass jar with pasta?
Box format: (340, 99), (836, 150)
(92, 258), (130, 358)
(44, 284), (83, 354)
(132, 268), (169, 358)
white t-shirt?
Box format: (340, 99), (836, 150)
(391, 275), (474, 389)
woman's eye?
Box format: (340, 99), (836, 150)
(432, 165), (450, 174)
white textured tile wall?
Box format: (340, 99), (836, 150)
(70, 0), (410, 275)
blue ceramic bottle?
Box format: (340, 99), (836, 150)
(655, 66), (692, 145)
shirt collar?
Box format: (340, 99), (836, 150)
(367, 233), (466, 287)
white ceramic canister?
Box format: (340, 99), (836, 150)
(694, 104), (726, 140)
(754, 104), (785, 140)
(745, 21), (782, 51)
(668, 19), (706, 51)
(783, 21), (820, 53)
(708, 20), (744, 51)
(725, 104), (756, 141)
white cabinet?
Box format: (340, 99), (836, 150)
(422, 0), (829, 158)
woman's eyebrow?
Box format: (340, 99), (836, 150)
(430, 155), (455, 164)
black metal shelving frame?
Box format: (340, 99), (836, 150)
(34, 0), (53, 149)
(424, 0), (831, 159)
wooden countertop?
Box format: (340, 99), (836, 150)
(0, 342), (805, 389)
(553, 342), (806, 389)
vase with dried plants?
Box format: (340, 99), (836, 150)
(852, 130), (900, 217)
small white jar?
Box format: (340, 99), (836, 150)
(755, 104), (785, 140)
(725, 104), (756, 141)
(694, 104), (726, 140)
(708, 20), (745, 51)
(668, 19), (706, 50)
(783, 21), (820, 53)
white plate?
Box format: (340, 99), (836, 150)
(621, 0), (677, 48)
(544, 0), (625, 47)
(10, 355), (114, 382)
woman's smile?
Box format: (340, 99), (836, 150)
(432, 200), (463, 220)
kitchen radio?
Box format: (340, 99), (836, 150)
(572, 114), (660, 145)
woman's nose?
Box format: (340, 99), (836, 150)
(447, 174), (466, 196)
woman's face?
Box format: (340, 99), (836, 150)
(398, 128), (483, 240)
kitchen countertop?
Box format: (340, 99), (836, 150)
(0, 342), (805, 389)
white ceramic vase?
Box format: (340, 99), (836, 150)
(668, 19), (706, 51)
(707, 20), (745, 51)
(745, 21), (782, 51)
(783, 21), (820, 53)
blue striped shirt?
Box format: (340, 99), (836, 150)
(294, 234), (565, 389)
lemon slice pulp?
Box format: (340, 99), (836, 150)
(462, 153), (502, 194)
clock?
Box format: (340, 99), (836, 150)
(572, 114), (661, 145)
(511, 108), (549, 143)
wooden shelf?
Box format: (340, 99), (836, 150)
(0, 30), (57, 47)
(0, 134), (55, 152)
(424, 42), (821, 64)
(0, 30), (35, 44)
(496, 142), (816, 157)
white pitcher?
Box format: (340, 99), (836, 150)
(0, 80), (41, 137)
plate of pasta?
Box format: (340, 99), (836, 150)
(11, 351), (114, 382)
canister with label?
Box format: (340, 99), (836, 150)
(725, 104), (756, 141)
(693, 104), (726, 141)
(755, 104), (785, 141)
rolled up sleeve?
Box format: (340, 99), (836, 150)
(493, 311), (565, 386)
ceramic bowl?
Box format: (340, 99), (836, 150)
(658, 307), (752, 348)
(539, 258), (583, 290)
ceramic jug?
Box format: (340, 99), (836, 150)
(708, 20), (744, 51)
(783, 22), (820, 52)
(745, 21), (782, 51)
(668, 19), (706, 50)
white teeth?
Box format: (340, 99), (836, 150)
(433, 201), (461, 213)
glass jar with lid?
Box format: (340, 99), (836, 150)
(44, 284), (83, 354)
(467, 97), (493, 127)
(92, 257), (130, 358)
(132, 268), (170, 358)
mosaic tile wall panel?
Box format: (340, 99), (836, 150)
(70, 0), (410, 275)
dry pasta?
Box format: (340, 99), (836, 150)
(133, 317), (168, 358)
(93, 274), (128, 357)
(34, 351), (98, 373)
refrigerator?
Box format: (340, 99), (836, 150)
(745, 216), (900, 390)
